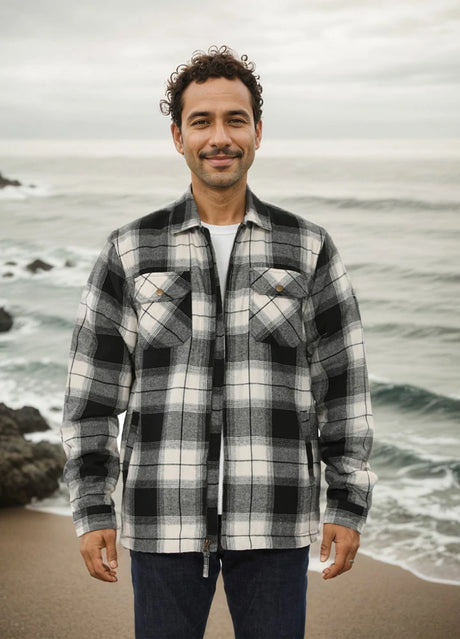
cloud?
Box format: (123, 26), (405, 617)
(1, 0), (459, 138)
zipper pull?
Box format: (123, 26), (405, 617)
(202, 537), (211, 578)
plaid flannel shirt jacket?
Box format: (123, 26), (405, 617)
(62, 186), (376, 564)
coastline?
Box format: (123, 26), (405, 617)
(1, 508), (458, 638)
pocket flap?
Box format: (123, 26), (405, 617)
(134, 271), (191, 303)
(250, 267), (308, 298)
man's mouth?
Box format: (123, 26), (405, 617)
(199, 149), (243, 166)
(204, 155), (237, 167)
(200, 148), (242, 157)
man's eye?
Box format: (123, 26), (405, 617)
(229, 118), (245, 125)
(192, 119), (208, 127)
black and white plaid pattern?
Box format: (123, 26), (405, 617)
(62, 186), (376, 553)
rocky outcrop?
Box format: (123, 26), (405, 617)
(0, 171), (35, 189)
(0, 172), (21, 188)
(25, 259), (54, 273)
(2, 257), (75, 279)
(0, 403), (65, 507)
(0, 307), (13, 332)
(0, 404), (50, 434)
(3, 262), (16, 279)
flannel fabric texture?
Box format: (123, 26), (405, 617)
(61, 186), (376, 553)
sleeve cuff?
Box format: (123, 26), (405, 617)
(73, 504), (117, 537)
(323, 506), (368, 534)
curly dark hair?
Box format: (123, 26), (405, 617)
(160, 45), (263, 128)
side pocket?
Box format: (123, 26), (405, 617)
(299, 410), (320, 486)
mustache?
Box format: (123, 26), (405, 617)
(198, 148), (243, 159)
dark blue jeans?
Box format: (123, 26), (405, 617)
(131, 517), (309, 639)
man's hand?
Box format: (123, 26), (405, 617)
(320, 523), (360, 580)
(79, 528), (118, 582)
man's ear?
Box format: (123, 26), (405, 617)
(171, 123), (184, 155)
(255, 120), (262, 150)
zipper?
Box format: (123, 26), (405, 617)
(202, 536), (211, 578)
(201, 225), (223, 312)
(199, 226), (220, 580)
(198, 223), (245, 578)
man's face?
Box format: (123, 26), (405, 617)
(171, 77), (262, 191)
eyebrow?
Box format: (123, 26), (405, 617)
(186, 109), (251, 123)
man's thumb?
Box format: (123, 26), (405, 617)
(320, 528), (333, 562)
(105, 531), (118, 569)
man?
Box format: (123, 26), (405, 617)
(62, 45), (376, 639)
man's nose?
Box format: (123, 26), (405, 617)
(209, 122), (232, 147)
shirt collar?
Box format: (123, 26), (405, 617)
(170, 185), (272, 234)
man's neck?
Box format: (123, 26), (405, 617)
(191, 179), (247, 225)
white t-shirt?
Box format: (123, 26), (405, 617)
(201, 221), (240, 515)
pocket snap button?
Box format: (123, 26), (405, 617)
(156, 288), (164, 296)
(275, 284), (284, 293)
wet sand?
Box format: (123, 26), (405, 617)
(0, 508), (458, 638)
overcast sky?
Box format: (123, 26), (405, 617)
(1, 0), (459, 140)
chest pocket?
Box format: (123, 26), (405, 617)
(249, 267), (308, 348)
(134, 271), (192, 348)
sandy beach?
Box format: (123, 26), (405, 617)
(0, 507), (458, 639)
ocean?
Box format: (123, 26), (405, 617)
(1, 138), (459, 585)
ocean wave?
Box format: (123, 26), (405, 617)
(371, 439), (460, 487)
(0, 356), (68, 378)
(297, 194), (460, 212)
(0, 315), (41, 340)
(32, 313), (76, 330)
(0, 363), (64, 427)
(367, 321), (460, 342)
(362, 442), (460, 585)
(0, 242), (95, 286)
(370, 379), (460, 419)
(347, 261), (460, 284)
(360, 525), (460, 586)
(0, 184), (53, 200)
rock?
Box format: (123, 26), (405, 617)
(26, 259), (53, 273)
(5, 261), (17, 266)
(0, 172), (35, 189)
(2, 272), (14, 278)
(0, 414), (20, 439)
(64, 259), (75, 268)
(0, 405), (65, 507)
(0, 307), (13, 332)
(0, 404), (50, 434)
(0, 172), (22, 188)
(2, 404), (50, 434)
